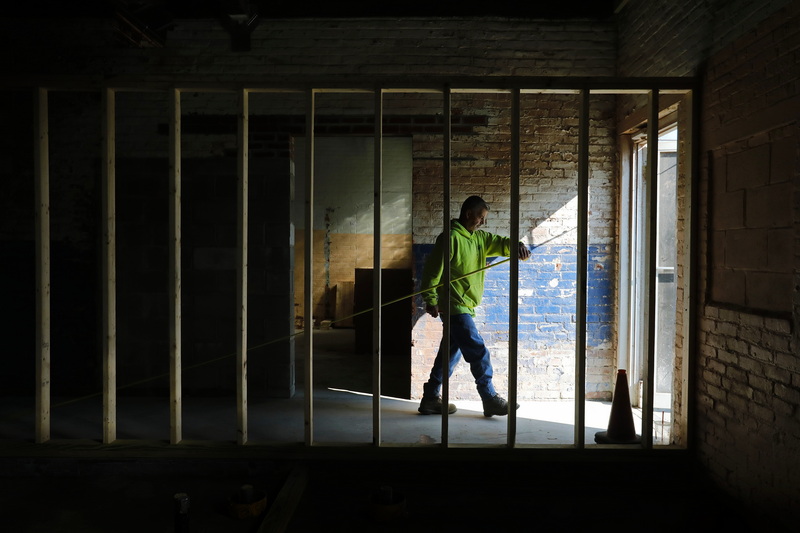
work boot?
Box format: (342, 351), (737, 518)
(418, 395), (457, 415)
(482, 394), (519, 417)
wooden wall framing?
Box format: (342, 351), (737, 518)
(28, 78), (696, 451)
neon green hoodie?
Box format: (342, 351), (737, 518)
(421, 219), (512, 316)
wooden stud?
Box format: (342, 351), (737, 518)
(508, 88), (520, 448)
(643, 89), (660, 449)
(683, 89), (700, 449)
(617, 134), (634, 373)
(441, 87), (452, 446)
(34, 88), (51, 444)
(237, 89), (249, 445)
(304, 90), (315, 446)
(168, 88), (182, 445)
(101, 87), (117, 444)
(574, 88), (589, 448)
(372, 89), (383, 446)
(20, 80), (695, 451)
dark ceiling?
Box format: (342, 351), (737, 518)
(6, 0), (617, 49)
(6, 0), (617, 20)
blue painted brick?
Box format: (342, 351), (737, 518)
(412, 242), (614, 349)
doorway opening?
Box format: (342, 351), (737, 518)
(625, 125), (680, 445)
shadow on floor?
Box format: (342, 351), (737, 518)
(0, 328), (626, 447)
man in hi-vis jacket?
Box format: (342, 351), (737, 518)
(419, 196), (530, 417)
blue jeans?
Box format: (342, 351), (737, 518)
(423, 313), (496, 401)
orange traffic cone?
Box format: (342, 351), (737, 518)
(595, 369), (641, 444)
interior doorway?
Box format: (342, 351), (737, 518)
(292, 136), (413, 328)
(291, 135), (414, 400)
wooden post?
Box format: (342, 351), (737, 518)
(441, 87), (451, 446)
(34, 88), (51, 444)
(682, 88), (700, 449)
(236, 89), (249, 445)
(617, 134), (634, 373)
(643, 89), (660, 449)
(303, 90), (315, 446)
(168, 88), (182, 444)
(508, 88), (520, 448)
(574, 88), (589, 448)
(101, 87), (117, 444)
(372, 88), (383, 446)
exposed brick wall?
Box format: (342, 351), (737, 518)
(615, 0), (794, 123)
(619, 0), (800, 527)
(616, 0), (793, 79)
(698, 308), (797, 515)
(672, 99), (694, 445)
(411, 93), (617, 401)
(698, 2), (800, 525)
(709, 124), (795, 313)
(0, 17), (617, 81)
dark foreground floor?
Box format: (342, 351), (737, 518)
(0, 451), (763, 533)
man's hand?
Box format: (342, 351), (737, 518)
(518, 242), (531, 261)
(426, 304), (439, 318)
